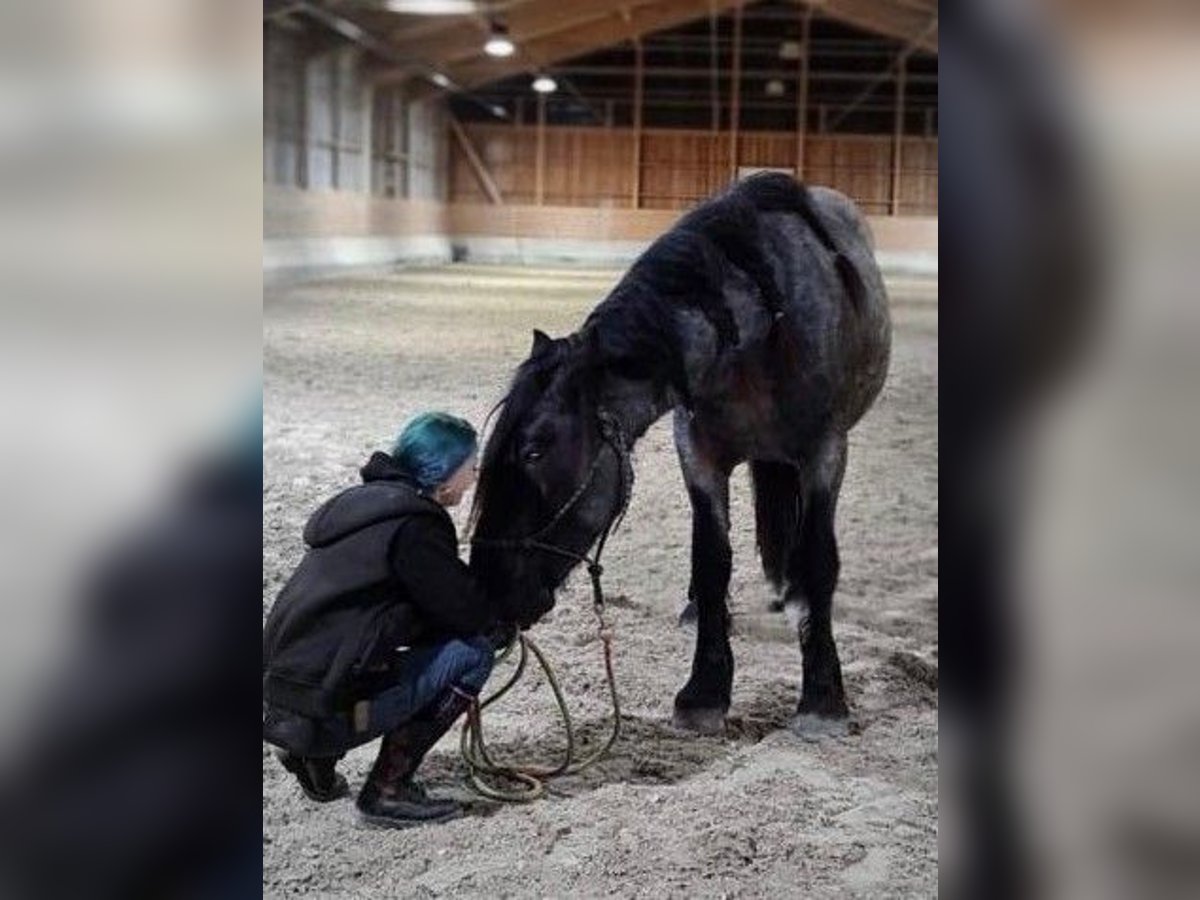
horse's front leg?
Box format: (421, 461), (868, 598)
(672, 413), (734, 734)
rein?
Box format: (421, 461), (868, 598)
(462, 409), (633, 801)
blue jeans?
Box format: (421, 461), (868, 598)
(314, 636), (494, 754)
(364, 636), (494, 733)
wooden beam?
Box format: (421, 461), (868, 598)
(795, 6), (811, 179)
(449, 117), (504, 205)
(445, 93), (931, 114)
(891, 56), (906, 215)
(388, 0), (662, 67)
(729, 4), (741, 180)
(631, 38), (643, 208)
(535, 92), (546, 205)
(529, 64), (939, 83)
(814, 0), (937, 53)
(449, 0), (747, 91)
(826, 17), (936, 132)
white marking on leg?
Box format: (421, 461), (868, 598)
(784, 597), (811, 644)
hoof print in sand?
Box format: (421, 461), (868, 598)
(790, 712), (854, 740)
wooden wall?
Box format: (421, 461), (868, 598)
(450, 123), (938, 216)
(447, 202), (937, 251)
(264, 188), (937, 255)
(265, 187), (448, 238)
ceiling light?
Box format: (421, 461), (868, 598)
(779, 41), (800, 60)
(531, 75), (557, 94)
(384, 1), (479, 13)
(490, 105), (508, 118)
(484, 21), (515, 57)
(765, 78), (786, 97)
(429, 71), (452, 88)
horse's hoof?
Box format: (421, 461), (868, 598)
(789, 712), (851, 740)
(677, 601), (697, 627)
(672, 706), (727, 734)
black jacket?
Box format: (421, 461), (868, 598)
(262, 452), (496, 719)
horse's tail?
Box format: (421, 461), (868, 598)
(749, 461), (802, 593)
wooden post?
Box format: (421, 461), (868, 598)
(631, 37), (643, 208)
(729, 4), (742, 181)
(709, 0), (720, 133)
(604, 99), (614, 128)
(536, 92), (546, 205)
(924, 107), (934, 138)
(891, 57), (906, 216)
(795, 7), (811, 180)
(449, 117), (503, 205)
(818, 103), (826, 134)
(401, 90), (411, 199)
(329, 51), (340, 189)
(361, 74), (373, 194)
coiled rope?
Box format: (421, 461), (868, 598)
(459, 600), (620, 802)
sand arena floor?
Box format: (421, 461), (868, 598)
(263, 264), (938, 898)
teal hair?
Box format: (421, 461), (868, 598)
(391, 411), (477, 492)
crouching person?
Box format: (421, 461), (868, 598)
(263, 412), (512, 827)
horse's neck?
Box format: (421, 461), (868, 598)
(597, 373), (675, 446)
(580, 294), (679, 444)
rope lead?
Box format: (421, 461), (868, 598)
(458, 604), (621, 803)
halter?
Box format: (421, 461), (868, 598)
(470, 407), (634, 609)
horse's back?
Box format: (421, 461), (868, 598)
(807, 185), (891, 427)
(740, 178), (891, 433)
(621, 175), (890, 440)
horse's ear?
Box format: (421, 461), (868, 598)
(531, 329), (552, 356)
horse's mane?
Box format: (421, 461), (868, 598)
(583, 174), (865, 377)
(468, 337), (574, 536)
(580, 231), (726, 391)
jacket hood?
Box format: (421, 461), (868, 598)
(302, 453), (445, 548)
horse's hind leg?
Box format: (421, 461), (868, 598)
(787, 434), (850, 731)
(671, 412), (734, 734)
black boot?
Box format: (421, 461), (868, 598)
(276, 750), (349, 802)
(356, 686), (475, 828)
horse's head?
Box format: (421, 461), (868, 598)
(469, 329), (629, 628)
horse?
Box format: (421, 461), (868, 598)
(468, 173), (891, 734)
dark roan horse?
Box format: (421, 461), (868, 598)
(469, 173), (890, 734)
